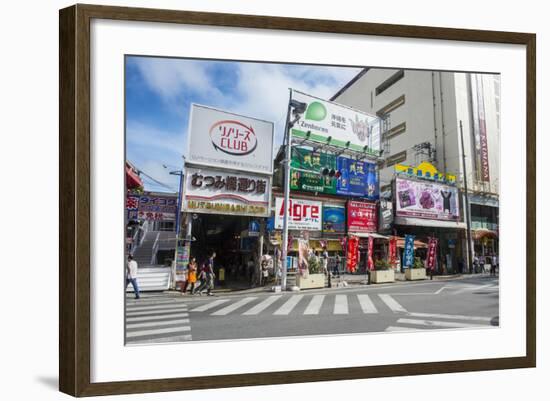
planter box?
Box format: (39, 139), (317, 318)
(405, 268), (427, 281)
(370, 269), (395, 283)
(296, 273), (325, 289)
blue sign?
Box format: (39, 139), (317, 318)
(266, 216), (275, 232)
(403, 234), (415, 268)
(249, 220), (260, 233)
(336, 157), (379, 200)
(322, 205), (346, 233)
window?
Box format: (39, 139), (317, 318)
(375, 70), (404, 96)
(385, 122), (406, 139)
(385, 150), (407, 167)
(376, 95), (405, 117)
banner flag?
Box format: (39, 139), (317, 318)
(403, 234), (415, 268)
(346, 236), (359, 273)
(367, 236), (375, 271)
(426, 237), (439, 270)
(389, 236), (397, 267)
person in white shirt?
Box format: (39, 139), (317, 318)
(126, 254), (140, 299)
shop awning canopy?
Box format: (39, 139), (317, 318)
(348, 232), (389, 239)
(395, 237), (429, 248)
(473, 229), (498, 240)
(394, 216), (467, 229)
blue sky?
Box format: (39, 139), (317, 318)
(125, 56), (362, 192)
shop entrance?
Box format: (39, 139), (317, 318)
(189, 213), (262, 287)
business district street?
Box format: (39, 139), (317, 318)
(125, 276), (498, 344)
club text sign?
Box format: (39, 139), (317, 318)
(275, 197), (322, 231)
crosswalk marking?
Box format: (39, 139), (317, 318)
(126, 325), (191, 338)
(357, 294), (377, 314)
(126, 312), (189, 323)
(242, 296), (282, 315)
(385, 326), (419, 332)
(211, 297), (257, 316)
(126, 307), (187, 317)
(190, 299), (230, 312)
(396, 318), (486, 328)
(333, 295), (348, 314)
(127, 318), (190, 329)
(273, 295), (304, 315)
(303, 295), (325, 315)
(379, 294), (407, 313)
(408, 312), (492, 322)
(128, 304), (188, 312)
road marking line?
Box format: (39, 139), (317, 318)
(273, 295), (304, 315)
(385, 326), (423, 332)
(397, 318), (487, 328)
(408, 312), (493, 322)
(211, 297), (257, 316)
(126, 326), (191, 338)
(127, 318), (190, 329)
(126, 308), (188, 317)
(127, 334), (193, 344)
(334, 295), (349, 314)
(379, 294), (407, 313)
(126, 313), (189, 322)
(453, 284), (493, 294)
(127, 304), (188, 312)
(435, 286), (449, 295)
(242, 296), (282, 315)
(190, 299), (230, 312)
(304, 295), (325, 315)
(357, 294), (377, 314)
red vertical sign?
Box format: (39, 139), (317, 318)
(346, 236), (359, 273)
(389, 236), (397, 267)
(367, 236), (374, 271)
(426, 237), (438, 270)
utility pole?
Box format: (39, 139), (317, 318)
(460, 121), (474, 274)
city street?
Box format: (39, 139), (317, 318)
(125, 276), (499, 345)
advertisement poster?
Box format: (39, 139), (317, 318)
(336, 157), (379, 199)
(275, 197), (322, 231)
(298, 239), (310, 274)
(403, 234), (415, 268)
(126, 193), (178, 221)
(347, 201), (378, 233)
(367, 236), (374, 271)
(290, 147), (337, 194)
(426, 237), (439, 270)
(186, 104), (274, 174)
(379, 198), (393, 233)
(346, 236), (359, 273)
(175, 244), (190, 281)
(395, 177), (459, 221)
(184, 166), (271, 217)
(322, 204), (346, 233)
(290, 90), (381, 156)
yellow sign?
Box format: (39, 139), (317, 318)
(395, 161), (456, 184)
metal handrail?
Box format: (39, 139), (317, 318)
(150, 232), (160, 265)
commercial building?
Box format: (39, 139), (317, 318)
(332, 69), (500, 270)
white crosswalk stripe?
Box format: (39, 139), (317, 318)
(273, 295), (304, 315)
(357, 294), (377, 314)
(333, 295), (349, 314)
(385, 326), (416, 332)
(396, 318), (488, 329)
(190, 299), (230, 312)
(379, 294), (407, 313)
(408, 312), (492, 322)
(211, 297), (257, 316)
(243, 296), (282, 315)
(303, 295), (325, 315)
(125, 299), (193, 343)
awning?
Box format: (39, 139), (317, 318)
(473, 229), (498, 240)
(395, 237), (428, 249)
(349, 232), (389, 240)
(394, 216), (466, 229)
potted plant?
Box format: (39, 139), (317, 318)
(296, 255), (325, 289)
(405, 257), (427, 280)
(370, 259), (395, 283)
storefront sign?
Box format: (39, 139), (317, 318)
(394, 161), (456, 184)
(336, 157), (379, 199)
(379, 198), (393, 233)
(471, 74), (491, 182)
(126, 193), (178, 221)
(187, 104), (274, 174)
(395, 177), (459, 221)
(426, 237), (438, 270)
(403, 234), (415, 268)
(275, 197), (322, 231)
(347, 201), (378, 233)
(290, 147), (336, 194)
(184, 166), (271, 217)
(322, 204), (346, 233)
(291, 90), (381, 155)
(346, 236), (359, 273)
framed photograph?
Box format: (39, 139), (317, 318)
(59, 4), (536, 397)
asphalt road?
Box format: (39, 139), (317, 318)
(125, 276), (499, 345)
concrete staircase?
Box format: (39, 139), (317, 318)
(132, 231), (159, 266)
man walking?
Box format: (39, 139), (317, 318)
(126, 254), (140, 299)
(205, 252), (216, 296)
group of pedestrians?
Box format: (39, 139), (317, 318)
(473, 253), (499, 275)
(180, 252), (217, 296)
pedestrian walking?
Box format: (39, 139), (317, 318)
(205, 252), (216, 296)
(332, 253), (341, 277)
(321, 246), (329, 275)
(182, 257), (198, 294)
(126, 254), (140, 299)
(261, 260), (269, 286)
(490, 253), (498, 276)
(473, 254), (479, 274)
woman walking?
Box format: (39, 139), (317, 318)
(182, 257), (198, 294)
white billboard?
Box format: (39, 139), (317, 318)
(184, 166), (271, 217)
(186, 104), (274, 174)
(274, 197), (322, 231)
(291, 90), (381, 156)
